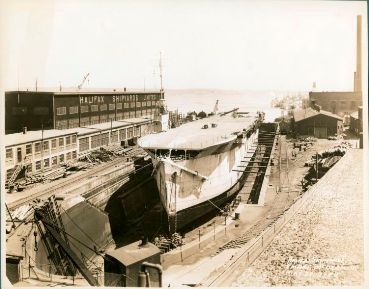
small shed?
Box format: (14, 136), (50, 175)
(104, 241), (161, 287)
(6, 255), (23, 284)
(293, 108), (343, 138)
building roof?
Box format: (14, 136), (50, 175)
(309, 91), (362, 95)
(6, 88), (161, 95)
(293, 108), (343, 123)
(350, 111), (359, 119)
(5, 118), (151, 147)
(4, 129), (78, 147)
(106, 241), (160, 266)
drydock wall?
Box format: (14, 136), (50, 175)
(33, 201), (113, 273)
(30, 162), (135, 273)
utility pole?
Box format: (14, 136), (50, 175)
(41, 122), (44, 173)
(110, 119), (113, 144)
(315, 152), (319, 181)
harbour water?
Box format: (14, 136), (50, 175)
(165, 89), (301, 122)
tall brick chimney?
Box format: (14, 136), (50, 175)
(354, 15), (362, 92)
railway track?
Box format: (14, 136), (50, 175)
(6, 157), (129, 211)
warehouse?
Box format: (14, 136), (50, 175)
(5, 89), (163, 134)
(293, 107), (343, 138)
(4, 118), (153, 181)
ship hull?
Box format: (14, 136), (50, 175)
(166, 159), (254, 232)
(152, 129), (259, 233)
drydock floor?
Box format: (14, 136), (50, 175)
(162, 137), (357, 287)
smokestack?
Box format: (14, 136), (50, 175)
(354, 15), (362, 92)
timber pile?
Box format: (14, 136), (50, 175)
(103, 144), (126, 156)
(43, 167), (66, 180)
(8, 204), (32, 222)
(78, 145), (142, 164)
(302, 140), (352, 191)
(124, 147), (147, 158)
(65, 161), (90, 171)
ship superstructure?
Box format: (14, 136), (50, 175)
(139, 110), (264, 232)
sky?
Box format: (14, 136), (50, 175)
(0, 0), (367, 92)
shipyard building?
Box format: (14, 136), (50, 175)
(293, 105), (343, 138)
(5, 90), (164, 133)
(4, 89), (170, 182)
(308, 91), (362, 117)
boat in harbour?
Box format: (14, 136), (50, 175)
(138, 109), (264, 233)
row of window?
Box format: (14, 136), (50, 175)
(5, 135), (77, 161)
(34, 151), (77, 171)
(78, 126), (140, 152)
(6, 120), (153, 164)
(6, 149), (77, 178)
(56, 101), (159, 116)
(6, 122), (155, 180)
(55, 109), (156, 130)
(13, 104), (158, 117)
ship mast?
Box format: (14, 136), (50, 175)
(159, 51), (163, 99)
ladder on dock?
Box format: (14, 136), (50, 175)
(234, 123), (278, 204)
(6, 164), (22, 189)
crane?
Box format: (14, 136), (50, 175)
(78, 73), (90, 90)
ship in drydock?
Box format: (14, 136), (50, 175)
(139, 109), (264, 233)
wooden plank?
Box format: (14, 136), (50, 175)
(241, 157), (270, 161)
(237, 165), (268, 168)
